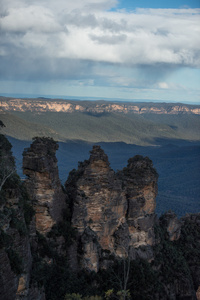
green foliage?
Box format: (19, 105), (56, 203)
(0, 206), (27, 236)
(0, 134), (16, 194)
(0, 133), (13, 154)
(19, 184), (35, 226)
(153, 221), (191, 285)
(0, 120), (5, 128)
(65, 294), (103, 300)
(105, 289), (130, 300)
(31, 252), (76, 300)
(36, 231), (57, 258)
(3, 172), (20, 189)
(128, 259), (161, 299)
(21, 199), (35, 226)
(29, 217), (200, 300)
(0, 228), (11, 249)
(105, 290), (114, 300)
(175, 215), (200, 265)
(65, 294), (82, 300)
(4, 109), (200, 145)
(9, 208), (27, 236)
(116, 290), (131, 300)
(47, 208), (77, 247)
(84, 296), (102, 300)
(97, 257), (160, 300)
(6, 248), (23, 275)
(32, 136), (58, 144)
(30, 252), (49, 287)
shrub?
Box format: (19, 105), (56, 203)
(6, 248), (23, 275)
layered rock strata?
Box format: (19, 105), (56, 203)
(1, 97), (200, 115)
(23, 137), (66, 235)
(65, 145), (158, 271)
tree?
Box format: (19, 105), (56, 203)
(0, 120), (5, 128)
(0, 124), (16, 192)
(0, 159), (16, 192)
(105, 247), (131, 300)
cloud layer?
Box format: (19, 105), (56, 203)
(0, 0), (200, 101)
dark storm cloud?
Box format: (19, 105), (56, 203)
(0, 48), (94, 81)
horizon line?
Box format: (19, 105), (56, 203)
(0, 92), (200, 105)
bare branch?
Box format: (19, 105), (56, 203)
(0, 168), (15, 191)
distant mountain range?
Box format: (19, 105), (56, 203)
(1, 96), (200, 114)
(1, 96), (200, 145)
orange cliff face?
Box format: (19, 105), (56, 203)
(0, 98), (200, 114)
(65, 146), (158, 272)
(23, 137), (67, 235)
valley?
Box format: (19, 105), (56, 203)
(1, 96), (200, 217)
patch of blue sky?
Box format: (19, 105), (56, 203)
(114, 0), (200, 10)
(167, 68), (200, 90)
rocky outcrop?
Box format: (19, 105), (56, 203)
(0, 136), (67, 299)
(65, 146), (158, 271)
(197, 286), (200, 300)
(23, 137), (66, 235)
(119, 155), (158, 250)
(1, 134), (200, 300)
(159, 211), (182, 241)
(1, 97), (200, 115)
(0, 134), (44, 300)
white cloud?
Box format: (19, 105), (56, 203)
(158, 82), (169, 89)
(1, 6), (61, 33)
(1, 3), (199, 65)
(0, 0), (200, 90)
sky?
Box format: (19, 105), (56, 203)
(0, 0), (200, 103)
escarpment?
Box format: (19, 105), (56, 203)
(65, 146), (158, 271)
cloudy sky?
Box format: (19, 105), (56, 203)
(0, 0), (200, 103)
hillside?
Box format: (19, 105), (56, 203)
(1, 110), (200, 145)
(1, 97), (200, 217)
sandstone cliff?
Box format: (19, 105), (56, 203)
(0, 134), (45, 300)
(23, 137), (66, 235)
(65, 145), (158, 271)
(1, 97), (200, 115)
(1, 135), (200, 300)
(0, 136), (67, 299)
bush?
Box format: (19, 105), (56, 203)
(19, 184), (35, 226)
(0, 229), (11, 249)
(6, 248), (23, 275)
(9, 208), (27, 236)
(65, 294), (82, 300)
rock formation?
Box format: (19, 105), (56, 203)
(0, 134), (45, 300)
(1, 97), (200, 114)
(23, 137), (66, 235)
(65, 146), (158, 271)
(159, 211), (182, 241)
(1, 135), (200, 300)
(0, 136), (66, 299)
